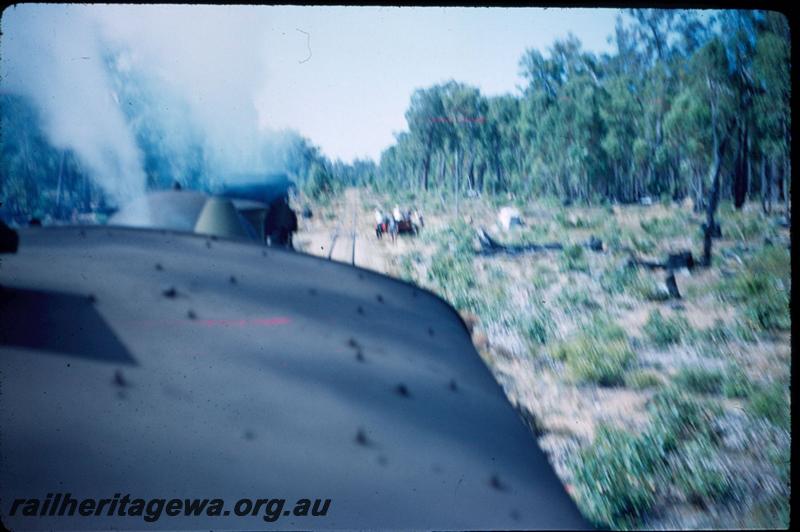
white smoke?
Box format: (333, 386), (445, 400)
(0, 4), (286, 203)
(0, 4), (146, 202)
(91, 5), (274, 179)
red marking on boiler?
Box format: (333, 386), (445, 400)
(197, 317), (291, 327)
(130, 317), (291, 328)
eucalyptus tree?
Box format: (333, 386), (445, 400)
(627, 9), (682, 198)
(486, 95), (523, 195)
(691, 36), (738, 265)
(405, 85), (448, 191)
(752, 10), (791, 214)
(519, 45), (566, 197)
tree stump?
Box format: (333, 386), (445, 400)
(665, 272), (681, 299)
(701, 221), (722, 238)
(665, 251), (695, 270)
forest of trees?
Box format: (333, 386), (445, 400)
(0, 9), (791, 223)
(364, 9), (790, 216)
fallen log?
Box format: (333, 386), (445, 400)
(627, 250), (696, 271)
(627, 256), (664, 270)
(666, 251), (695, 270)
(625, 251), (694, 301)
(477, 227), (603, 256)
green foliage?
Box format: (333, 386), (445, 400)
(531, 265), (557, 290)
(304, 163), (336, 202)
(720, 246), (791, 332)
(741, 495), (790, 530)
(598, 219), (624, 249)
(573, 380), (745, 527)
(611, 226), (657, 254)
(425, 221), (481, 312)
(639, 214), (689, 239)
(564, 338), (635, 386)
(719, 209), (775, 241)
(748, 382), (790, 430)
(624, 369), (664, 390)
(697, 319), (736, 344)
(673, 366), (724, 395)
(560, 243), (588, 272)
(570, 425), (660, 528)
(600, 265), (636, 295)
(396, 251), (422, 283)
(721, 364), (753, 399)
(472, 279), (510, 326)
(554, 210), (602, 229)
(732, 319), (758, 343)
(427, 251), (478, 312)
(585, 315), (628, 342)
(634, 278), (670, 302)
(673, 439), (732, 505)
(600, 266), (668, 301)
(519, 307), (554, 345)
(643, 310), (692, 347)
(555, 317), (634, 386)
(519, 220), (555, 242)
(630, 234), (657, 255)
(556, 286), (599, 313)
(647, 387), (721, 452)
(671, 360), (754, 400)
(444, 220), (476, 256)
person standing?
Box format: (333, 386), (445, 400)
(264, 194), (298, 249)
(374, 208), (385, 239)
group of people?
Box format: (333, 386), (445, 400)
(374, 205), (423, 242)
(264, 196), (424, 249)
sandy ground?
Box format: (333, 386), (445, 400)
(295, 188), (416, 273)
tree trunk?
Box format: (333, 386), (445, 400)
(55, 151), (66, 219)
(693, 168), (703, 213)
(733, 122), (748, 209)
(784, 156), (790, 218)
(421, 128), (434, 191)
(665, 272), (681, 299)
(761, 157), (769, 214)
(467, 155), (475, 192)
(494, 153), (503, 194)
(454, 147), (461, 217)
(746, 133), (754, 200)
(771, 157), (779, 210)
(701, 80), (728, 268)
(702, 165), (721, 266)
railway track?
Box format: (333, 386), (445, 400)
(350, 208), (356, 265)
(326, 225), (339, 260)
(326, 203), (357, 266)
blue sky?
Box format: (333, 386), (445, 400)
(252, 6), (622, 162)
(1, 5), (623, 166)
